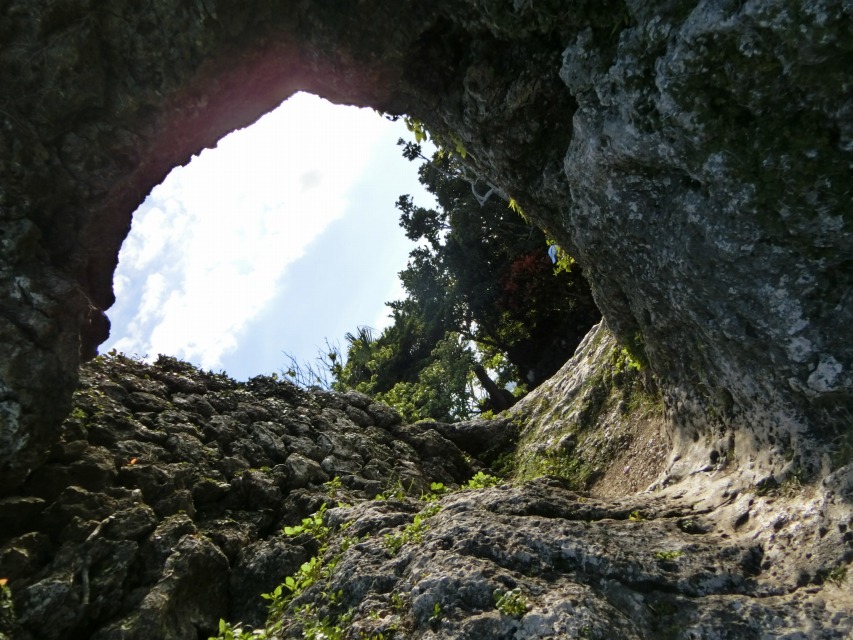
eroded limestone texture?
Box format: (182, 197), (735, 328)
(0, 2), (850, 499)
(0, 354), (481, 639)
(1, 355), (849, 639)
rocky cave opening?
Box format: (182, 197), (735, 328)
(102, 92), (434, 383)
(1, 2), (850, 638)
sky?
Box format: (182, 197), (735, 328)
(102, 92), (436, 381)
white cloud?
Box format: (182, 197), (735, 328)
(137, 272), (168, 324)
(106, 92), (391, 369)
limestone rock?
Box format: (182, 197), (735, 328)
(510, 322), (670, 497)
(0, 2), (851, 637)
(273, 476), (853, 639)
(0, 354), (478, 640)
(0, 354), (848, 639)
(0, 0), (850, 500)
(229, 538), (307, 628)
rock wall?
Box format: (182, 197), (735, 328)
(509, 322), (670, 496)
(551, 0), (853, 479)
(1, 2), (851, 497)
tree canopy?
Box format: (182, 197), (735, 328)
(287, 141), (600, 422)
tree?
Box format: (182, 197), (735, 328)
(288, 140), (600, 422)
(375, 332), (477, 422)
(328, 307), (477, 423)
(394, 145), (600, 392)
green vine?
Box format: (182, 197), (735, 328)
(403, 116), (468, 159)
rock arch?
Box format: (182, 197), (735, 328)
(1, 0), (850, 492)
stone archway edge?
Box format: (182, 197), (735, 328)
(1, 1), (851, 492)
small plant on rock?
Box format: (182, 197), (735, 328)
(376, 477), (411, 501)
(209, 619), (263, 640)
(421, 481), (447, 502)
(428, 602), (443, 628)
(494, 587), (528, 619)
(1, 578), (15, 628)
(826, 564), (848, 586)
(283, 503), (330, 540)
(466, 471), (500, 489)
(391, 592), (408, 612)
(677, 518), (696, 532)
(385, 514), (428, 555)
(385, 503), (442, 555)
(324, 476), (343, 499)
(297, 604), (353, 640)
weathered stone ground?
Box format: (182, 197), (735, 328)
(296, 477), (852, 640)
(1, 345), (849, 639)
(0, 353), (479, 639)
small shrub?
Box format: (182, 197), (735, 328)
(494, 588), (528, 619)
(283, 504), (329, 540)
(466, 471), (500, 489)
(826, 564), (848, 586)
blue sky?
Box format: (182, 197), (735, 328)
(103, 93), (435, 380)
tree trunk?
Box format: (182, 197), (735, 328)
(474, 365), (516, 412)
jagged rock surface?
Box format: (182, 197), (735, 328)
(1, 356), (850, 640)
(295, 477), (853, 640)
(0, 355), (482, 640)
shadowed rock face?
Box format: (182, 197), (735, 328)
(0, 3), (850, 498)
